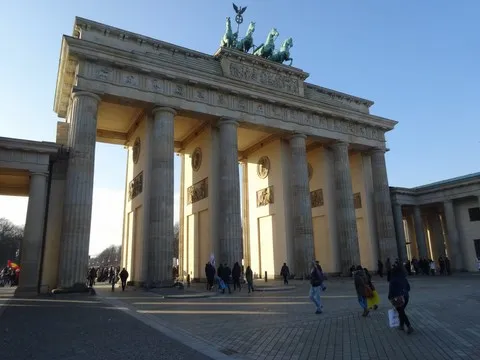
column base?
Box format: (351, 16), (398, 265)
(14, 286), (39, 297)
(51, 283), (95, 295)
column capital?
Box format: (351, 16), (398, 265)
(289, 132), (307, 140)
(29, 172), (48, 178)
(329, 141), (349, 151)
(71, 91), (101, 103)
(152, 106), (177, 116)
(368, 147), (387, 156)
(218, 118), (239, 127)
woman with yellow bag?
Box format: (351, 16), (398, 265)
(364, 268), (380, 310)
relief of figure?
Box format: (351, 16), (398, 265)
(192, 148), (202, 171)
(257, 156), (270, 179)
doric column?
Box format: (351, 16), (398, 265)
(148, 106), (176, 285)
(443, 200), (463, 270)
(392, 201), (407, 261)
(59, 91), (100, 289)
(217, 118), (242, 266)
(370, 149), (398, 261)
(413, 206), (428, 258)
(289, 133), (314, 277)
(331, 142), (360, 274)
(18, 172), (48, 293)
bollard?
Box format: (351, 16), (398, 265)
(264, 271), (267, 282)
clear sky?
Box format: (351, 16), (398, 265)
(0, 0), (478, 255)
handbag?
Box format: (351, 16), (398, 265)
(365, 285), (373, 298)
(390, 295), (405, 308)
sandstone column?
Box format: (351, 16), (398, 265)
(413, 206), (428, 258)
(331, 142), (360, 274)
(59, 91), (100, 289)
(392, 201), (407, 261)
(290, 133), (314, 277)
(443, 200), (463, 270)
(148, 106), (176, 285)
(18, 172), (48, 293)
(217, 118), (242, 266)
(370, 149), (398, 262)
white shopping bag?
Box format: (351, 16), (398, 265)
(388, 308), (400, 328)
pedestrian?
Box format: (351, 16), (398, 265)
(309, 261), (325, 314)
(377, 260), (384, 278)
(388, 264), (414, 334)
(245, 266), (254, 293)
(280, 263), (290, 285)
(354, 265), (370, 317)
(119, 267), (129, 291)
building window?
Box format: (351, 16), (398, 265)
(474, 239), (480, 259)
(468, 207), (480, 222)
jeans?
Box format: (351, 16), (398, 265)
(309, 285), (322, 311)
(358, 296), (367, 309)
(247, 281), (254, 293)
(283, 275), (288, 285)
(397, 295), (411, 327)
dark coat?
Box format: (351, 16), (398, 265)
(354, 270), (368, 297)
(388, 273), (411, 299)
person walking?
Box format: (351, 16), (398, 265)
(354, 265), (370, 317)
(309, 261), (325, 314)
(119, 267), (129, 291)
(388, 264), (414, 334)
(245, 266), (254, 293)
(280, 263), (290, 285)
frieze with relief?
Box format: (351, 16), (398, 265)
(187, 178), (208, 205)
(310, 189), (324, 208)
(256, 186), (274, 207)
(86, 63), (386, 144)
(128, 172), (143, 200)
(353, 192), (362, 209)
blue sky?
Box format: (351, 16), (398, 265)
(0, 1), (478, 254)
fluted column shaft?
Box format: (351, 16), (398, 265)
(371, 149), (398, 261)
(18, 172), (48, 292)
(59, 91), (100, 288)
(290, 134), (314, 277)
(392, 202), (407, 261)
(443, 200), (462, 270)
(148, 107), (175, 285)
(218, 118), (242, 266)
(331, 142), (360, 274)
(413, 206), (428, 258)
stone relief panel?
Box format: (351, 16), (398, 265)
(191, 147), (202, 172)
(84, 63), (387, 145)
(353, 192), (362, 209)
(308, 163), (313, 181)
(132, 137), (141, 164)
(187, 177), (208, 205)
(256, 186), (274, 207)
(310, 189), (324, 208)
(128, 171), (143, 200)
(257, 156), (270, 179)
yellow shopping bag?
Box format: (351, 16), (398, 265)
(367, 290), (380, 309)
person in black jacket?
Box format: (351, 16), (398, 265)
(388, 264), (414, 334)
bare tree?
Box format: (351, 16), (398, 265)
(173, 222), (179, 259)
(0, 218), (23, 265)
(89, 245), (121, 267)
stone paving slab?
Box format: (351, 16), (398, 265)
(0, 288), (214, 360)
(97, 275), (480, 360)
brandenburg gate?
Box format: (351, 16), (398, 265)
(29, 10), (398, 291)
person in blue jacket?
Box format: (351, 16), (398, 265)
(388, 264), (414, 334)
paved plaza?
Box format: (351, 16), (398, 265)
(1, 275), (480, 360)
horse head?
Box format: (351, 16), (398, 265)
(282, 37), (293, 51)
(225, 17), (232, 30)
(246, 21), (256, 35)
(270, 28), (280, 40)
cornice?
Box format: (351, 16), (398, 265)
(390, 176), (480, 197)
(60, 35), (397, 131)
(0, 137), (62, 154)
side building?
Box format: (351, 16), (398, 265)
(390, 172), (480, 272)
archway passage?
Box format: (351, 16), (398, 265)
(0, 138), (62, 294)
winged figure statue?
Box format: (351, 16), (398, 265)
(233, 3), (247, 15)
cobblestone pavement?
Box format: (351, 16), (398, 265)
(0, 287), (214, 360)
(98, 274), (480, 360)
